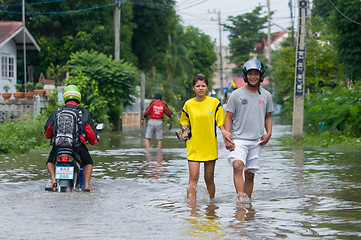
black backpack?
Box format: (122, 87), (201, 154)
(52, 106), (83, 147)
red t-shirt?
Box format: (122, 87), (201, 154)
(143, 100), (171, 120)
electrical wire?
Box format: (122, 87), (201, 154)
(0, 0), (65, 7)
(0, 2), (117, 14)
(328, 0), (361, 25)
(0, 0), (174, 15)
(177, 0), (208, 11)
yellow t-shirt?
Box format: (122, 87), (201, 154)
(180, 96), (225, 161)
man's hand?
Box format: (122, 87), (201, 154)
(141, 119), (145, 126)
(259, 133), (271, 145)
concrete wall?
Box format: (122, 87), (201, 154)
(0, 95), (48, 121)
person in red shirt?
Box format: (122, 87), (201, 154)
(141, 94), (172, 149)
(44, 85), (98, 191)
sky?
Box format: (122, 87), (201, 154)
(175, 0), (297, 46)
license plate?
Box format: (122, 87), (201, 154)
(55, 166), (74, 179)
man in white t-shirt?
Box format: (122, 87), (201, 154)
(224, 59), (273, 201)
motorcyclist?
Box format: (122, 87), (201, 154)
(44, 85), (98, 192)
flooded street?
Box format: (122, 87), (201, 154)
(1, 120), (361, 239)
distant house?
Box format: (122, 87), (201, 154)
(255, 31), (289, 59)
(0, 21), (40, 95)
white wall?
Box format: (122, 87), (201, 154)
(0, 39), (17, 94)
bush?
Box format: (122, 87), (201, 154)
(305, 83), (361, 137)
(0, 116), (49, 154)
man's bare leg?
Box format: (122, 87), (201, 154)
(83, 164), (93, 190)
(233, 160), (246, 200)
(244, 171), (255, 199)
(47, 162), (57, 188)
(157, 139), (162, 149)
(145, 138), (151, 149)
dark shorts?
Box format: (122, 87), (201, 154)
(46, 144), (94, 166)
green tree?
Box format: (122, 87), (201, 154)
(131, 0), (178, 71)
(271, 16), (342, 122)
(0, 0), (134, 81)
(328, 0), (361, 81)
(312, 0), (361, 81)
(312, 0), (333, 19)
(65, 73), (108, 124)
(223, 6), (268, 73)
(179, 26), (217, 81)
(68, 50), (138, 129)
(146, 25), (217, 110)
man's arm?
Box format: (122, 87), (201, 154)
(260, 112), (272, 145)
(141, 102), (153, 126)
(163, 103), (173, 122)
(224, 111), (235, 151)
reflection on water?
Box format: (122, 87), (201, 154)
(0, 123), (361, 239)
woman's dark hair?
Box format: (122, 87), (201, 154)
(192, 74), (208, 86)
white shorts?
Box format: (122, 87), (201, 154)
(228, 139), (262, 173)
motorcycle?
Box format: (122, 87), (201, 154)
(45, 123), (105, 192)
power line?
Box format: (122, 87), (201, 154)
(0, 1), (122, 14)
(328, 0), (361, 25)
(0, 0), (65, 7)
(0, 0), (174, 15)
(177, 0), (208, 11)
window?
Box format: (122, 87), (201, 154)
(1, 54), (15, 79)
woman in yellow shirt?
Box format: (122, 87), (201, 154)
(180, 74), (233, 201)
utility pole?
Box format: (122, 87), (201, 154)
(292, 0), (308, 140)
(218, 11), (224, 100)
(22, 0), (27, 92)
(289, 0), (295, 46)
(267, 0), (272, 68)
(114, 0), (121, 61)
(209, 9), (224, 100)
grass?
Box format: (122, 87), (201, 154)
(280, 130), (361, 150)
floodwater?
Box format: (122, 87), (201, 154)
(1, 119), (361, 239)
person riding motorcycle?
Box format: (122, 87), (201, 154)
(44, 85), (98, 192)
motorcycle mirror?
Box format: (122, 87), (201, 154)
(96, 123), (105, 130)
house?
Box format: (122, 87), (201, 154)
(0, 21), (40, 95)
(255, 31), (288, 59)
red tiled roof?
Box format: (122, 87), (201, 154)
(228, 76), (269, 91)
(0, 21), (22, 43)
(262, 31), (287, 47)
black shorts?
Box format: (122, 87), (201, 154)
(46, 144), (93, 166)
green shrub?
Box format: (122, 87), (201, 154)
(0, 116), (49, 154)
(305, 83), (361, 137)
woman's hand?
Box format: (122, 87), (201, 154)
(220, 126), (234, 151)
(181, 131), (189, 139)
